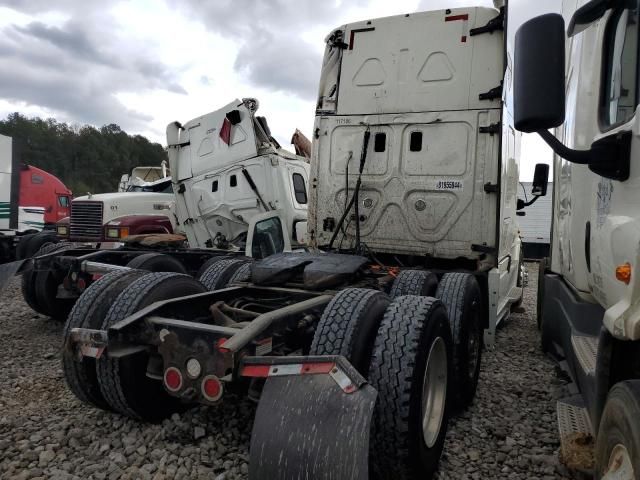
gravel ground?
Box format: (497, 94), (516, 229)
(0, 262), (574, 480)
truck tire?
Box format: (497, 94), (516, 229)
(62, 269), (147, 411)
(595, 380), (640, 479)
(435, 272), (482, 409)
(199, 258), (249, 291)
(126, 253), (187, 274)
(34, 269), (75, 321)
(390, 270), (438, 298)
(96, 272), (207, 422)
(22, 242), (70, 315)
(368, 295), (453, 480)
(512, 246), (525, 310)
(309, 288), (390, 374)
(537, 257), (548, 330)
(15, 233), (37, 260)
(196, 255), (234, 278)
(227, 261), (252, 285)
(22, 231), (58, 259)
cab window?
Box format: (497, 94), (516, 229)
(601, 4), (639, 128)
(58, 196), (69, 207)
(292, 173), (307, 204)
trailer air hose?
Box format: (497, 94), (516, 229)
(328, 129), (370, 250)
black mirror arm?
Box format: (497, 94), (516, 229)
(517, 196), (541, 211)
(537, 130), (591, 164)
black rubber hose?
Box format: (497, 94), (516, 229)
(328, 130), (370, 249)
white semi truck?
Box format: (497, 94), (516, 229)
(513, 1), (640, 478)
(63, 5), (546, 479)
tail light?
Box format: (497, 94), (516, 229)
(201, 375), (223, 402)
(164, 367), (183, 392)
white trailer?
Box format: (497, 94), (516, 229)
(518, 181), (552, 258)
(513, 1), (640, 477)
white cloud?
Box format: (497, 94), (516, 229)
(0, 0), (556, 177)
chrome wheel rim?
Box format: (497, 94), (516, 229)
(421, 336), (447, 448)
(602, 444), (635, 480)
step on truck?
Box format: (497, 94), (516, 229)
(513, 2), (640, 478)
(9, 99), (309, 321)
(64, 4), (546, 479)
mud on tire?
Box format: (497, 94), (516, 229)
(310, 288), (390, 374)
(62, 269), (147, 410)
(390, 270), (438, 298)
(96, 272), (207, 422)
(368, 295), (453, 480)
(436, 272), (483, 409)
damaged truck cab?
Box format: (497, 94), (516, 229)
(166, 98), (309, 252)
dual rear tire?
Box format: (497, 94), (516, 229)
(63, 271), (207, 422)
(22, 242), (75, 320)
(391, 270), (484, 409)
(310, 288), (453, 479)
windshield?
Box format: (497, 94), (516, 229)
(126, 180), (173, 193)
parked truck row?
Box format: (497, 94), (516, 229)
(58, 4), (549, 479)
(0, 134), (72, 262)
(9, 0), (638, 478)
(17, 99), (310, 321)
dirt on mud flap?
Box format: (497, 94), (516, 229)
(242, 355), (376, 480)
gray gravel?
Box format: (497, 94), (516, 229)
(0, 263), (574, 479)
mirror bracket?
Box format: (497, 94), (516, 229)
(567, 0), (617, 37)
(470, 7), (505, 36)
(537, 130), (631, 181)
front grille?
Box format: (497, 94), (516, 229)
(70, 201), (103, 240)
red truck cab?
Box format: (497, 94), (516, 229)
(20, 165), (72, 226)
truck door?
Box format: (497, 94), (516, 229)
(579, 4), (640, 318)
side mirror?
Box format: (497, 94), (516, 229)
(532, 163), (549, 196)
(245, 212), (292, 259)
(514, 14), (566, 133)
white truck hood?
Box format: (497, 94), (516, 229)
(73, 192), (175, 226)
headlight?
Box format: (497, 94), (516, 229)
(57, 225), (68, 236)
(106, 228), (119, 238)
(106, 227), (130, 239)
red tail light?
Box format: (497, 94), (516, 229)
(164, 367), (183, 392)
(201, 375), (223, 402)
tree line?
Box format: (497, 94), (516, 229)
(0, 113), (167, 195)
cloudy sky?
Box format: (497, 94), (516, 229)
(0, 0), (557, 180)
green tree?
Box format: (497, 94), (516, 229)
(0, 113), (167, 195)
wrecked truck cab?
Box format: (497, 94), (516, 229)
(166, 98), (310, 251)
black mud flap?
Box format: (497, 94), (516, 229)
(243, 356), (376, 480)
(0, 259), (28, 292)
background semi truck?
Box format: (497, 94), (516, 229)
(19, 99), (310, 320)
(513, 1), (640, 478)
(0, 134), (72, 262)
(63, 5), (547, 479)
